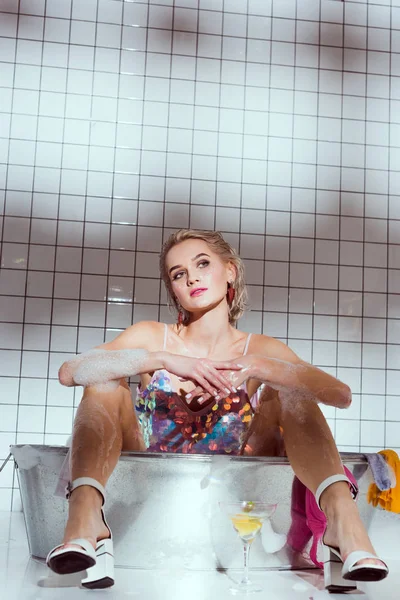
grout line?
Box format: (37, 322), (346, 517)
(130, 0), (150, 339)
(72, 0), (96, 416)
(4, 0), (23, 514)
(334, 0), (345, 443)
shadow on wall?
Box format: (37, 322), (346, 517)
(0, 1), (398, 341)
(122, 1), (381, 74)
(0, 192), (398, 342)
(7, 0), (383, 70)
(0, 0), (16, 12)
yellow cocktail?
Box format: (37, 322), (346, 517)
(230, 514), (263, 542)
(220, 501), (277, 595)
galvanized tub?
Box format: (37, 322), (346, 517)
(11, 445), (375, 571)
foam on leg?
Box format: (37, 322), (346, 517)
(70, 393), (122, 479)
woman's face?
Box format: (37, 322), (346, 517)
(166, 239), (234, 315)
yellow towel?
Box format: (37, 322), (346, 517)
(367, 449), (400, 513)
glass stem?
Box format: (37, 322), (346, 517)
(240, 541), (251, 585)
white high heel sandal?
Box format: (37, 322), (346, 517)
(46, 477), (114, 589)
(315, 474), (389, 593)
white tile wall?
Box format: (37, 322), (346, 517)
(0, 0), (400, 510)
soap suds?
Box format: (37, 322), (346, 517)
(66, 348), (148, 387)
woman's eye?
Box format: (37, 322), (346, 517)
(172, 261), (209, 280)
(172, 272), (184, 281)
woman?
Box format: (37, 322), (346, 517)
(46, 229), (388, 589)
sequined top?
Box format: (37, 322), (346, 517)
(135, 325), (260, 455)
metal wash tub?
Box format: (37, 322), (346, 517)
(10, 446), (376, 571)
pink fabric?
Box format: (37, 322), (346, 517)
(287, 467), (359, 568)
(287, 476), (312, 554)
(305, 466), (359, 568)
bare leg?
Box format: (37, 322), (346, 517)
(63, 380), (145, 550)
(242, 389), (284, 457)
(277, 389), (384, 567)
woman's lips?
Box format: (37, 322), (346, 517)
(190, 288), (208, 297)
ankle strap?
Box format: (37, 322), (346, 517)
(315, 473), (358, 511)
(66, 477), (106, 505)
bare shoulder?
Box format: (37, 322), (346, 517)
(248, 333), (304, 364)
(99, 321), (164, 351)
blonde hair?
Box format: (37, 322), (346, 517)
(159, 229), (248, 325)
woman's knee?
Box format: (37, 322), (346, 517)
(79, 379), (130, 415)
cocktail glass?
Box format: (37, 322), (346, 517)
(219, 501), (277, 595)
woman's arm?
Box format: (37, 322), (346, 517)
(58, 321), (163, 386)
(58, 321), (242, 395)
(247, 336), (352, 409)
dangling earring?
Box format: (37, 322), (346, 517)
(227, 281), (235, 305)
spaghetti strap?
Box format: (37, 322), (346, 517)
(243, 333), (252, 356)
(163, 323), (168, 351)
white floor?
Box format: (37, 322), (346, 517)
(2, 510), (400, 600)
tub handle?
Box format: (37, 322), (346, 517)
(0, 452), (12, 474)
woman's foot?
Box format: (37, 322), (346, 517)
(62, 486), (110, 551)
(321, 482), (385, 568)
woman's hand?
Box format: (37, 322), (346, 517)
(185, 354), (263, 404)
(161, 352), (243, 401)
